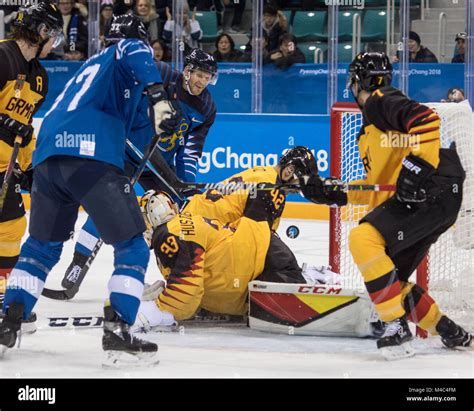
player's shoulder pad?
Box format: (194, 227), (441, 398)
(364, 86), (405, 117)
(199, 89), (217, 120)
(156, 60), (180, 85)
(115, 38), (153, 60)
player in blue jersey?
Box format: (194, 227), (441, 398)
(0, 14), (180, 366)
(58, 48), (218, 299)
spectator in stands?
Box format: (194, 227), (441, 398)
(226, 0), (247, 34)
(64, 39), (87, 61)
(151, 38), (171, 62)
(213, 33), (245, 62)
(442, 87), (466, 103)
(74, 0), (89, 18)
(100, 2), (114, 47)
(270, 33), (305, 70)
(113, 0), (136, 15)
(192, 0), (225, 33)
(163, 3), (203, 49)
(99, 0), (114, 47)
(263, 4), (288, 53)
(393, 31), (438, 63)
(155, 0), (173, 35)
(56, 0), (89, 59)
(452, 32), (466, 63)
(136, 0), (160, 41)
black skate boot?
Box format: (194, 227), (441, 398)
(102, 306), (159, 368)
(0, 302), (24, 357)
(61, 251), (89, 291)
(0, 298), (36, 335)
(436, 316), (472, 349)
(376, 315), (415, 360)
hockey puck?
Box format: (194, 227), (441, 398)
(286, 225), (300, 239)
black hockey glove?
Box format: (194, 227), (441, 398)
(396, 154), (436, 203)
(13, 164), (33, 192)
(300, 174), (348, 206)
(146, 83), (181, 136)
(0, 114), (34, 148)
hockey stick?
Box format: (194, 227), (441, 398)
(146, 147), (396, 194)
(41, 133), (164, 301)
(125, 139), (183, 199)
(0, 136), (22, 214)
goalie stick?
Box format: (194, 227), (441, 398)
(41, 133), (164, 301)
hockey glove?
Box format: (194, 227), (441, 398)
(396, 154), (436, 203)
(12, 164), (33, 191)
(146, 83), (181, 136)
(0, 114), (34, 148)
(300, 174), (348, 206)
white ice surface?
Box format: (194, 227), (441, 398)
(0, 213), (472, 378)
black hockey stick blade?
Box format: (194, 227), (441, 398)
(41, 287), (74, 301)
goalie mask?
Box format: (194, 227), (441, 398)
(279, 146), (318, 181)
(140, 190), (179, 244)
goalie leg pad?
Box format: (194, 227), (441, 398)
(248, 281), (377, 338)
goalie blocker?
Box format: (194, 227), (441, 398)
(248, 281), (383, 338)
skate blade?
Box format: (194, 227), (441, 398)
(380, 341), (416, 361)
(102, 350), (160, 369)
(20, 322), (37, 335)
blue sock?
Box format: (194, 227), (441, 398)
(108, 235), (149, 325)
(4, 236), (63, 319)
(75, 216), (100, 258)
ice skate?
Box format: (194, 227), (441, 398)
(376, 316), (415, 360)
(0, 303), (24, 357)
(102, 306), (159, 368)
(436, 316), (472, 349)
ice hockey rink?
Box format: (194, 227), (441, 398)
(0, 213), (472, 379)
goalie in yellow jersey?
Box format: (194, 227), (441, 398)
(133, 190), (343, 331)
(302, 52), (472, 359)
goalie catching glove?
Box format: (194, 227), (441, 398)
(396, 154), (436, 203)
(300, 174), (348, 206)
(146, 83), (181, 136)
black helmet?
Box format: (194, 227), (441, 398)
(13, 1), (64, 46)
(280, 146), (318, 179)
(104, 14), (148, 45)
(184, 48), (218, 84)
(348, 52), (392, 93)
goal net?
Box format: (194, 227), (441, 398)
(329, 102), (474, 333)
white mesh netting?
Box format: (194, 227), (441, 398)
(330, 102), (474, 329)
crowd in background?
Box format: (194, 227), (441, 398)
(0, 0), (466, 67)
